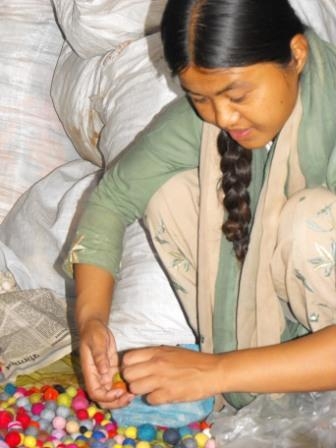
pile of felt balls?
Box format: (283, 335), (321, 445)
(0, 383), (215, 448)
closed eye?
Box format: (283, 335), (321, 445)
(229, 95), (246, 104)
(189, 94), (208, 104)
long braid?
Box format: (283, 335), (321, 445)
(217, 130), (252, 262)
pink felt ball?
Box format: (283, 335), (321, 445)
(71, 396), (89, 411)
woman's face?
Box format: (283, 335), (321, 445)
(179, 38), (307, 149)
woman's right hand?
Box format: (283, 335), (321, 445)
(79, 318), (135, 408)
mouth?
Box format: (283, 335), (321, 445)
(227, 128), (252, 141)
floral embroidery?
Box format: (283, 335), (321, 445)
(154, 219), (170, 245)
(309, 241), (336, 277)
(294, 269), (314, 293)
(169, 249), (191, 272)
(306, 201), (336, 233)
(153, 219), (191, 295)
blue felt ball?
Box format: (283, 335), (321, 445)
(163, 428), (181, 445)
(137, 423), (157, 442)
(4, 383), (16, 396)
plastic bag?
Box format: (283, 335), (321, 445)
(210, 392), (336, 447)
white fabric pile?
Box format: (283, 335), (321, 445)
(0, 0), (335, 368)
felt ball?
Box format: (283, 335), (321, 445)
(86, 406), (98, 419)
(179, 427), (192, 438)
(4, 384), (16, 396)
(23, 435), (37, 448)
(113, 435), (125, 445)
(51, 429), (66, 440)
(31, 404), (44, 416)
(65, 387), (77, 398)
(7, 421), (23, 432)
(179, 437), (197, 448)
(56, 394), (72, 408)
(135, 442), (151, 448)
(80, 419), (94, 432)
(24, 426), (39, 437)
(76, 410), (89, 421)
(0, 393), (9, 402)
(40, 409), (55, 422)
(163, 428), (181, 445)
(5, 431), (21, 448)
(36, 419), (50, 432)
(122, 438), (136, 447)
(28, 394), (41, 405)
(105, 421), (118, 432)
(124, 427), (137, 439)
(65, 420), (80, 435)
(0, 441), (10, 448)
(52, 385), (66, 394)
(93, 413), (105, 424)
(92, 431), (106, 441)
(16, 413), (31, 429)
(15, 397), (30, 410)
(71, 396), (89, 412)
(194, 433), (209, 448)
(91, 442), (107, 448)
(55, 406), (71, 419)
(52, 416), (66, 430)
(42, 388), (59, 401)
(0, 411), (13, 429)
(204, 439), (216, 448)
(137, 424), (156, 442)
(44, 401), (57, 411)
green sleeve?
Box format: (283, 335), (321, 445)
(71, 97), (203, 276)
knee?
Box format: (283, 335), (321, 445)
(277, 187), (336, 250)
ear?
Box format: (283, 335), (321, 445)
(290, 34), (309, 74)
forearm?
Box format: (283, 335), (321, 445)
(218, 325), (336, 394)
(74, 263), (115, 332)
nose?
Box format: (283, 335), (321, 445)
(214, 102), (240, 130)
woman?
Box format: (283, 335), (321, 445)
(69, 0), (336, 411)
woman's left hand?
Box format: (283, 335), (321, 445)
(121, 345), (221, 404)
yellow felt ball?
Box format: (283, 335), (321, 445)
(136, 442), (151, 448)
(42, 443), (54, 448)
(56, 393), (72, 407)
(194, 432), (209, 448)
(65, 386), (78, 398)
(28, 394), (41, 404)
(87, 405), (98, 418)
(23, 435), (37, 448)
(124, 426), (137, 439)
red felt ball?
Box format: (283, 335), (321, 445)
(5, 430), (21, 447)
(0, 410), (13, 429)
(16, 412), (31, 429)
(93, 412), (105, 424)
(76, 409), (89, 420)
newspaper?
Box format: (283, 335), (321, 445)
(0, 287), (77, 384)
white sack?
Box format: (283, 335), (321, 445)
(290, 0), (336, 43)
(98, 33), (182, 165)
(0, 158), (195, 350)
(0, 1), (78, 222)
(52, 0), (167, 58)
(0, 160), (100, 298)
(51, 43), (104, 166)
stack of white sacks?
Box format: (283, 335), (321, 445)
(0, 0), (335, 362)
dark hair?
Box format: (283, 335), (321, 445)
(161, 0), (305, 262)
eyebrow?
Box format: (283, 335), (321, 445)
(182, 80), (248, 96)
